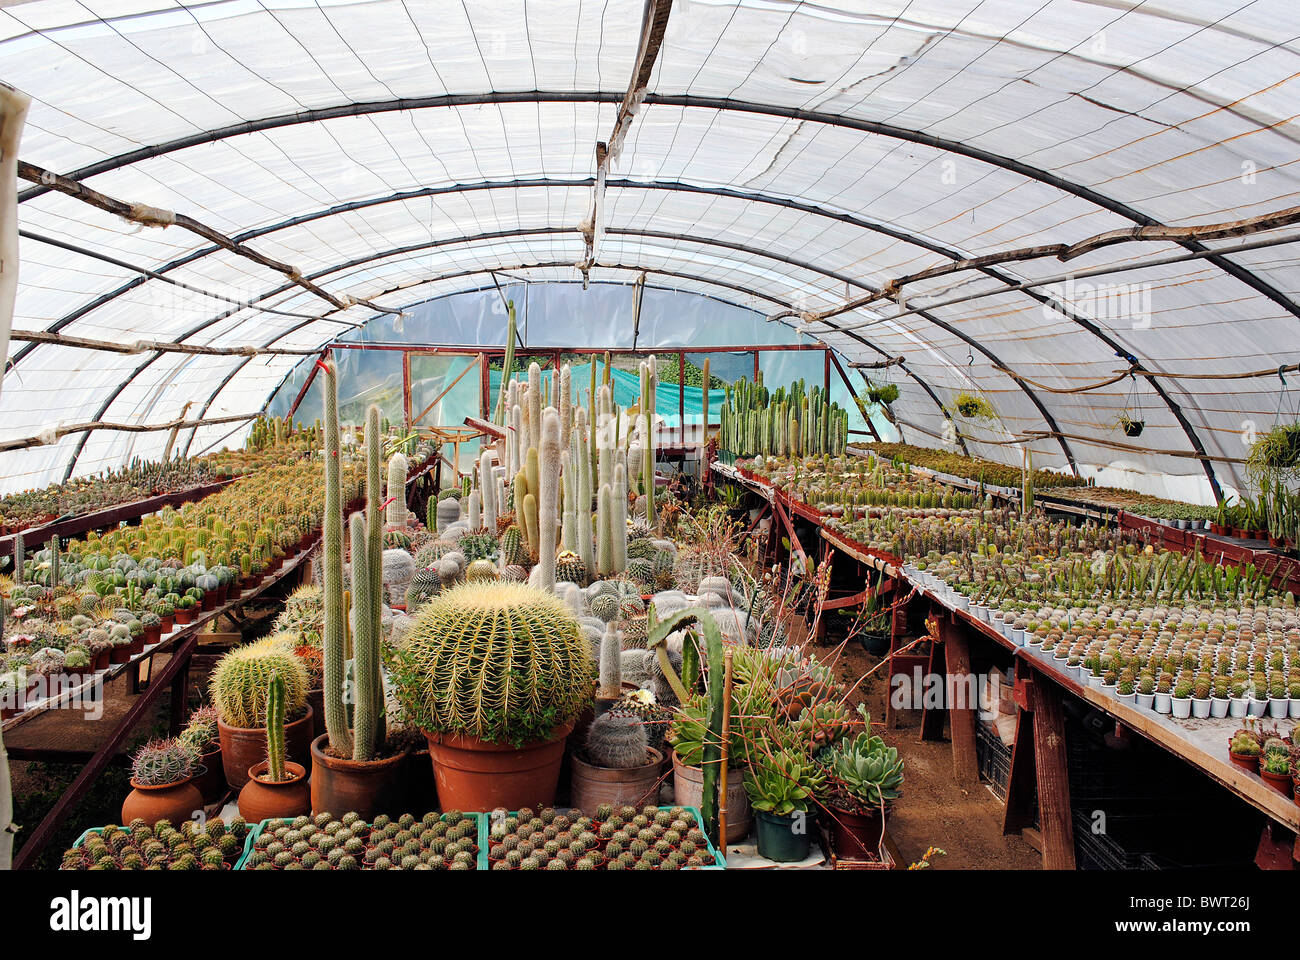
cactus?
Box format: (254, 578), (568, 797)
(265, 673), (287, 782)
(522, 493), (539, 563)
(555, 550), (587, 586)
(500, 525), (528, 566)
(48, 535), (59, 589)
(528, 362), (542, 453)
(574, 407), (595, 573)
(597, 484), (614, 576)
(131, 738), (195, 786)
(386, 452), (409, 526)
(493, 300), (517, 426)
(436, 496), (462, 534)
(320, 360), (352, 755)
(537, 407), (562, 591)
(389, 582), (594, 744)
(640, 358), (657, 529)
(478, 450), (497, 535)
(211, 639), (309, 729)
(598, 622), (622, 699)
(583, 710), (648, 768)
(349, 513), (382, 761)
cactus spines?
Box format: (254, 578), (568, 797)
(522, 493), (539, 563)
(390, 582), (594, 744)
(537, 407), (562, 591)
(468, 489), (481, 530)
(583, 711), (648, 769)
(320, 360), (352, 755)
(131, 739), (195, 787)
(598, 622), (622, 699)
(528, 362), (542, 453)
(349, 513), (382, 761)
(211, 638), (310, 729)
(558, 364), (572, 451)
(48, 535), (59, 588)
(597, 484), (614, 576)
(266, 672), (287, 781)
(478, 450), (497, 535)
(386, 452), (409, 526)
(574, 407), (595, 574)
(436, 496), (462, 534)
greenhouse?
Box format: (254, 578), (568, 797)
(0, 0), (1299, 909)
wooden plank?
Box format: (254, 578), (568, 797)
(1003, 704), (1037, 835)
(942, 615), (979, 786)
(1031, 678), (1076, 870)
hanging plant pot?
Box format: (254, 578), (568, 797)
(1118, 417), (1145, 438)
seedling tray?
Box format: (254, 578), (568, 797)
(236, 812), (485, 870)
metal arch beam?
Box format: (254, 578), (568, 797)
(229, 223), (1054, 462)
(193, 262), (967, 460)
(95, 223), (1049, 464)
(16, 88), (1300, 329)
(9, 176), (1208, 487)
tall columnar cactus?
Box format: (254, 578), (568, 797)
(597, 383), (614, 494)
(1023, 445), (1035, 516)
(479, 450), (497, 534)
(468, 489), (481, 529)
(598, 621), (622, 699)
(320, 361), (352, 755)
(527, 362), (542, 453)
(640, 358), (657, 528)
(349, 511), (384, 761)
(47, 535), (58, 589)
(522, 492), (539, 563)
(574, 407), (595, 574)
(561, 430), (578, 553)
(266, 672), (287, 782)
(386, 452), (409, 526)
(12, 531), (21, 585)
(613, 461), (628, 572)
(597, 483), (614, 576)
(537, 407), (563, 591)
(558, 364), (572, 451)
(509, 394), (523, 478)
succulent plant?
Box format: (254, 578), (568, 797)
(583, 709), (649, 769)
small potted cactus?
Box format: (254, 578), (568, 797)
(121, 739), (204, 826)
(238, 672), (311, 821)
(178, 706), (225, 804)
(211, 636), (313, 789)
(570, 707), (664, 813)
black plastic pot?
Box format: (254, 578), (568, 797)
(755, 810), (815, 863)
(1122, 420), (1145, 437)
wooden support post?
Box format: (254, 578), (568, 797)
(1001, 660), (1075, 868)
(1030, 674), (1076, 869)
(941, 614), (979, 786)
(919, 626), (947, 743)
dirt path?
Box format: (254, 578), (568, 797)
(809, 639), (1041, 870)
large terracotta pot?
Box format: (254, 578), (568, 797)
(121, 777), (204, 826)
(823, 802), (888, 861)
(192, 748), (226, 804)
(671, 751), (752, 844)
(237, 761), (311, 822)
(309, 734), (410, 820)
(570, 747), (664, 812)
(217, 703), (314, 789)
(423, 721), (574, 812)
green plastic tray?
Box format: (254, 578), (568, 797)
(237, 813), (485, 870)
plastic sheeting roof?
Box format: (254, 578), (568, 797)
(2, 0), (1299, 503)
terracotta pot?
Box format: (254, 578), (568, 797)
(193, 749), (226, 804)
(238, 761), (311, 822)
(121, 777), (204, 826)
(1261, 768), (1293, 797)
(422, 721), (574, 812)
(570, 747), (664, 812)
(310, 734), (410, 820)
(200, 592), (216, 612)
(823, 802), (889, 860)
(93, 649), (111, 671)
(129, 635), (145, 656)
(159, 616), (174, 634)
(109, 644), (131, 665)
(1228, 747), (1260, 773)
(143, 625), (161, 646)
(217, 703), (314, 789)
(671, 751), (752, 844)
(175, 609), (195, 625)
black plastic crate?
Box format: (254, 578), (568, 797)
(975, 722), (1013, 801)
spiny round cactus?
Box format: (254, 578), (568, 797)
(465, 559), (499, 582)
(555, 550), (588, 586)
(382, 528), (412, 551)
(499, 525), (528, 567)
(390, 581), (594, 744)
(501, 564), (528, 583)
(589, 593), (619, 623)
(210, 636), (309, 728)
(132, 738), (195, 786)
(583, 710), (649, 769)
(626, 557), (654, 587)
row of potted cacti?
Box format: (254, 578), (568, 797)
(717, 375), (850, 462)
